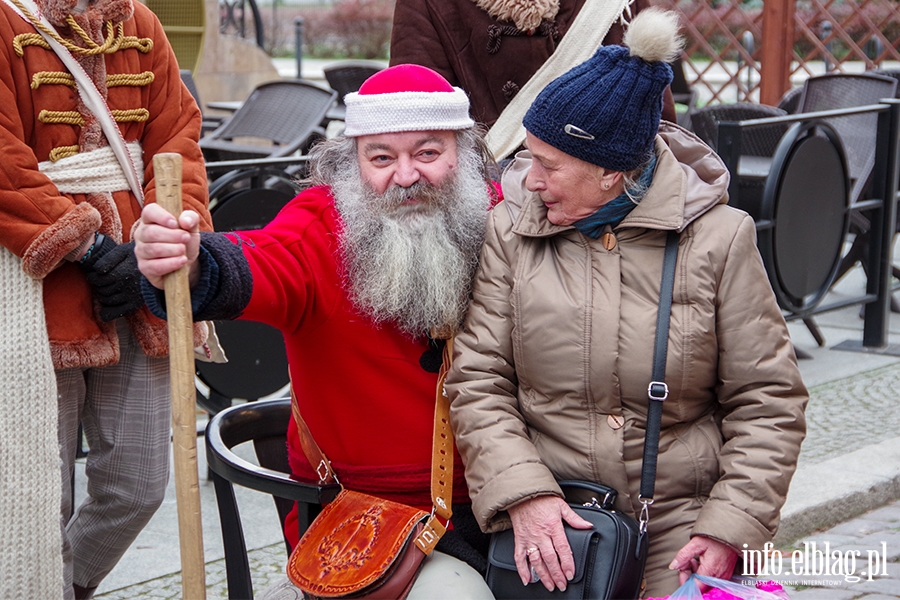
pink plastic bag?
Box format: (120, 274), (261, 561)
(647, 574), (790, 600)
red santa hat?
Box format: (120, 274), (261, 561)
(342, 64), (474, 137)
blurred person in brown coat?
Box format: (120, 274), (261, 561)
(390, 0), (677, 128)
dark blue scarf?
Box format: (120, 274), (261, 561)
(573, 155), (657, 239)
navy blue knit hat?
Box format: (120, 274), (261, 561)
(523, 8), (683, 172)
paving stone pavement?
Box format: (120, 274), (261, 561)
(92, 361), (900, 599)
(799, 363), (900, 466)
(773, 500), (900, 599)
(95, 542), (289, 599)
(94, 501), (900, 599)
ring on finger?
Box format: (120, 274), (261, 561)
(525, 547), (540, 558)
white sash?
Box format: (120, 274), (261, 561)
(38, 141), (144, 194)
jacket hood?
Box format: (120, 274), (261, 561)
(505, 122), (730, 237)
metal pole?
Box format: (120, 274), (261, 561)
(741, 31), (756, 101)
(718, 122), (743, 209)
(863, 100), (900, 347)
(822, 21), (833, 73)
(247, 0), (265, 50)
(742, 31), (755, 101)
(867, 37), (884, 68)
(294, 17), (304, 80)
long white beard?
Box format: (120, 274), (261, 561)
(331, 147), (490, 338)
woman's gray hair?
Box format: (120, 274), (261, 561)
(622, 157), (653, 204)
(585, 156), (653, 204)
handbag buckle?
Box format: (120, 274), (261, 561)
(638, 496), (653, 534)
(648, 381), (668, 401)
(582, 489), (614, 510)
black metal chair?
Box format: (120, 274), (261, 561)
(690, 102), (789, 221)
(798, 74), (897, 208)
(322, 59), (384, 122)
(199, 80), (337, 162)
(776, 86), (803, 114)
(868, 68), (900, 97)
(195, 161), (301, 416)
(206, 398), (340, 600)
(179, 69), (225, 134)
(691, 102), (788, 157)
(797, 74), (898, 287)
(670, 55), (698, 128)
(757, 120), (851, 340)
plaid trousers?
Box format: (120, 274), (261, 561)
(56, 320), (171, 596)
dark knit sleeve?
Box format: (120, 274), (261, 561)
(141, 232), (253, 321)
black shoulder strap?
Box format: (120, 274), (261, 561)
(638, 230), (679, 529)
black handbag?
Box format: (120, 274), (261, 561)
(485, 231), (680, 600)
(486, 480), (647, 599)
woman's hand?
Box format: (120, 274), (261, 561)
(134, 203), (201, 289)
(508, 495), (594, 592)
(669, 535), (739, 590)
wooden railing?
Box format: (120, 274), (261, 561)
(657, 0), (900, 107)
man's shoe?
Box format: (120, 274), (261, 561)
(73, 584), (96, 600)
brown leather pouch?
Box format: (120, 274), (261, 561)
(286, 489), (429, 599)
(285, 338), (455, 599)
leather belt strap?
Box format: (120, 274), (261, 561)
(289, 338), (455, 555)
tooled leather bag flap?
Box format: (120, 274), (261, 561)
(287, 489), (429, 597)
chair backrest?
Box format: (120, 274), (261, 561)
(180, 69), (201, 107)
(195, 184), (294, 416)
(180, 69), (225, 134)
(797, 73), (898, 204)
(201, 80), (337, 160)
(669, 56), (695, 106)
(206, 398), (340, 599)
(868, 68), (900, 98)
(690, 102), (789, 157)
(776, 86), (803, 114)
(323, 60), (384, 105)
(668, 55), (698, 128)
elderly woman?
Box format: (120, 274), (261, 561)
(445, 8), (808, 598)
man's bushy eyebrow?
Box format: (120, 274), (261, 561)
(362, 142), (391, 153)
(362, 135), (449, 154)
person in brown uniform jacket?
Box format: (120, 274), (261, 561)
(0, 0), (211, 597)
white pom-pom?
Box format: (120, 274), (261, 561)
(624, 7), (684, 64)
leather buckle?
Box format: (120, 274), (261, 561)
(316, 459), (338, 485)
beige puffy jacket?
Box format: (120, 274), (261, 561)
(446, 123), (808, 591)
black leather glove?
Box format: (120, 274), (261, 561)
(79, 236), (144, 322)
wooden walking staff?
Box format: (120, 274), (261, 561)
(154, 152), (207, 599)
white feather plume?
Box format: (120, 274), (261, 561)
(623, 7), (684, 64)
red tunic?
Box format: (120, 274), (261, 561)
(227, 185), (470, 547)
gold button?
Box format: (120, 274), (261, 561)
(607, 414), (625, 429)
(601, 232), (617, 251)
